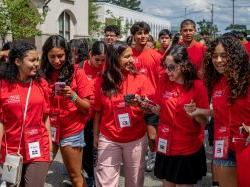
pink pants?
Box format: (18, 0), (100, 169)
(95, 134), (148, 187)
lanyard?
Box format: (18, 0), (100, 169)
(5, 79), (33, 155)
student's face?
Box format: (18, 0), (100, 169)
(16, 50), (40, 79)
(159, 34), (171, 48)
(47, 47), (66, 70)
(119, 47), (134, 72)
(164, 55), (183, 83)
(180, 24), (196, 43)
(104, 31), (118, 45)
(133, 30), (149, 46)
(212, 43), (228, 74)
(89, 52), (106, 69)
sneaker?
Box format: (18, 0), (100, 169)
(145, 151), (156, 172)
(62, 178), (72, 186)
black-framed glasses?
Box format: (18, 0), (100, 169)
(163, 63), (177, 72)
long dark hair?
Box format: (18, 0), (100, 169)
(102, 41), (136, 96)
(41, 35), (74, 85)
(162, 44), (198, 90)
(203, 36), (250, 102)
(4, 41), (40, 82)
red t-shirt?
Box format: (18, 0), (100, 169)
(243, 42), (250, 56)
(82, 60), (103, 82)
(186, 41), (206, 72)
(49, 68), (93, 139)
(212, 76), (250, 151)
(132, 48), (162, 92)
(0, 78), (50, 163)
(154, 76), (209, 155)
(93, 73), (154, 143)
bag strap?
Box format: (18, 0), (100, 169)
(5, 79), (33, 155)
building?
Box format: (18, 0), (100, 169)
(31, 0), (89, 51)
(95, 2), (171, 40)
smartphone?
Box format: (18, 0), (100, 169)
(55, 82), (66, 94)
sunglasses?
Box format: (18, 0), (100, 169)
(163, 63), (177, 72)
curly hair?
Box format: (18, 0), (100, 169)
(203, 36), (250, 102)
(162, 44), (198, 90)
(4, 41), (41, 82)
(102, 41), (136, 97)
(41, 35), (74, 85)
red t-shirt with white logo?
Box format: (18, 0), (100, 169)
(49, 68), (93, 139)
(132, 48), (162, 92)
(154, 76), (209, 155)
(212, 76), (250, 151)
(0, 78), (50, 163)
(93, 73), (154, 143)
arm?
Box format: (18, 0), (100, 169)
(44, 115), (52, 153)
(93, 111), (101, 148)
(63, 86), (90, 113)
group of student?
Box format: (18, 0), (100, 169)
(0, 18), (249, 187)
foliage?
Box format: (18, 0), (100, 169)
(89, 0), (103, 37)
(197, 19), (219, 38)
(225, 24), (247, 32)
(0, 0), (44, 44)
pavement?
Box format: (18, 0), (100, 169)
(45, 150), (212, 187)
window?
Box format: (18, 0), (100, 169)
(59, 11), (70, 40)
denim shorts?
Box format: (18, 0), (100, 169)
(60, 130), (86, 148)
(213, 150), (236, 167)
(144, 113), (159, 126)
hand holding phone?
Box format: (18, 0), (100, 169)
(55, 82), (66, 95)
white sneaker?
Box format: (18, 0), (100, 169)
(145, 151), (156, 172)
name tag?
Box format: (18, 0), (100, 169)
(214, 140), (225, 158)
(51, 127), (57, 142)
(118, 113), (131, 128)
(28, 141), (41, 159)
(158, 138), (168, 154)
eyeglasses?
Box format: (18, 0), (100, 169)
(163, 63), (177, 72)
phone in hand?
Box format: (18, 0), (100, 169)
(55, 82), (66, 95)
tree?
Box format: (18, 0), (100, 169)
(89, 0), (103, 37)
(225, 24), (247, 32)
(0, 0), (44, 45)
(96, 0), (142, 11)
(197, 19), (219, 38)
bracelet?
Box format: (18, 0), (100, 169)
(70, 92), (78, 103)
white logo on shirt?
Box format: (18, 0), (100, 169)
(213, 90), (224, 98)
(163, 91), (178, 98)
(7, 95), (20, 104)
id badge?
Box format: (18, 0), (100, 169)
(156, 125), (171, 155)
(24, 128), (43, 160)
(113, 100), (132, 129)
(214, 126), (229, 159)
(50, 115), (60, 144)
(28, 142), (41, 159)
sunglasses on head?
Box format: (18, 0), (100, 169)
(163, 63), (177, 72)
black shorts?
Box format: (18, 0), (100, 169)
(144, 113), (159, 126)
(154, 145), (207, 184)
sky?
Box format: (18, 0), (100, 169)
(141, 0), (250, 33)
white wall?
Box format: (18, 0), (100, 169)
(96, 2), (171, 40)
(32, 0), (88, 51)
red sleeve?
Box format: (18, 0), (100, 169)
(39, 78), (51, 114)
(93, 77), (102, 112)
(152, 76), (165, 105)
(194, 80), (209, 109)
(75, 69), (93, 99)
